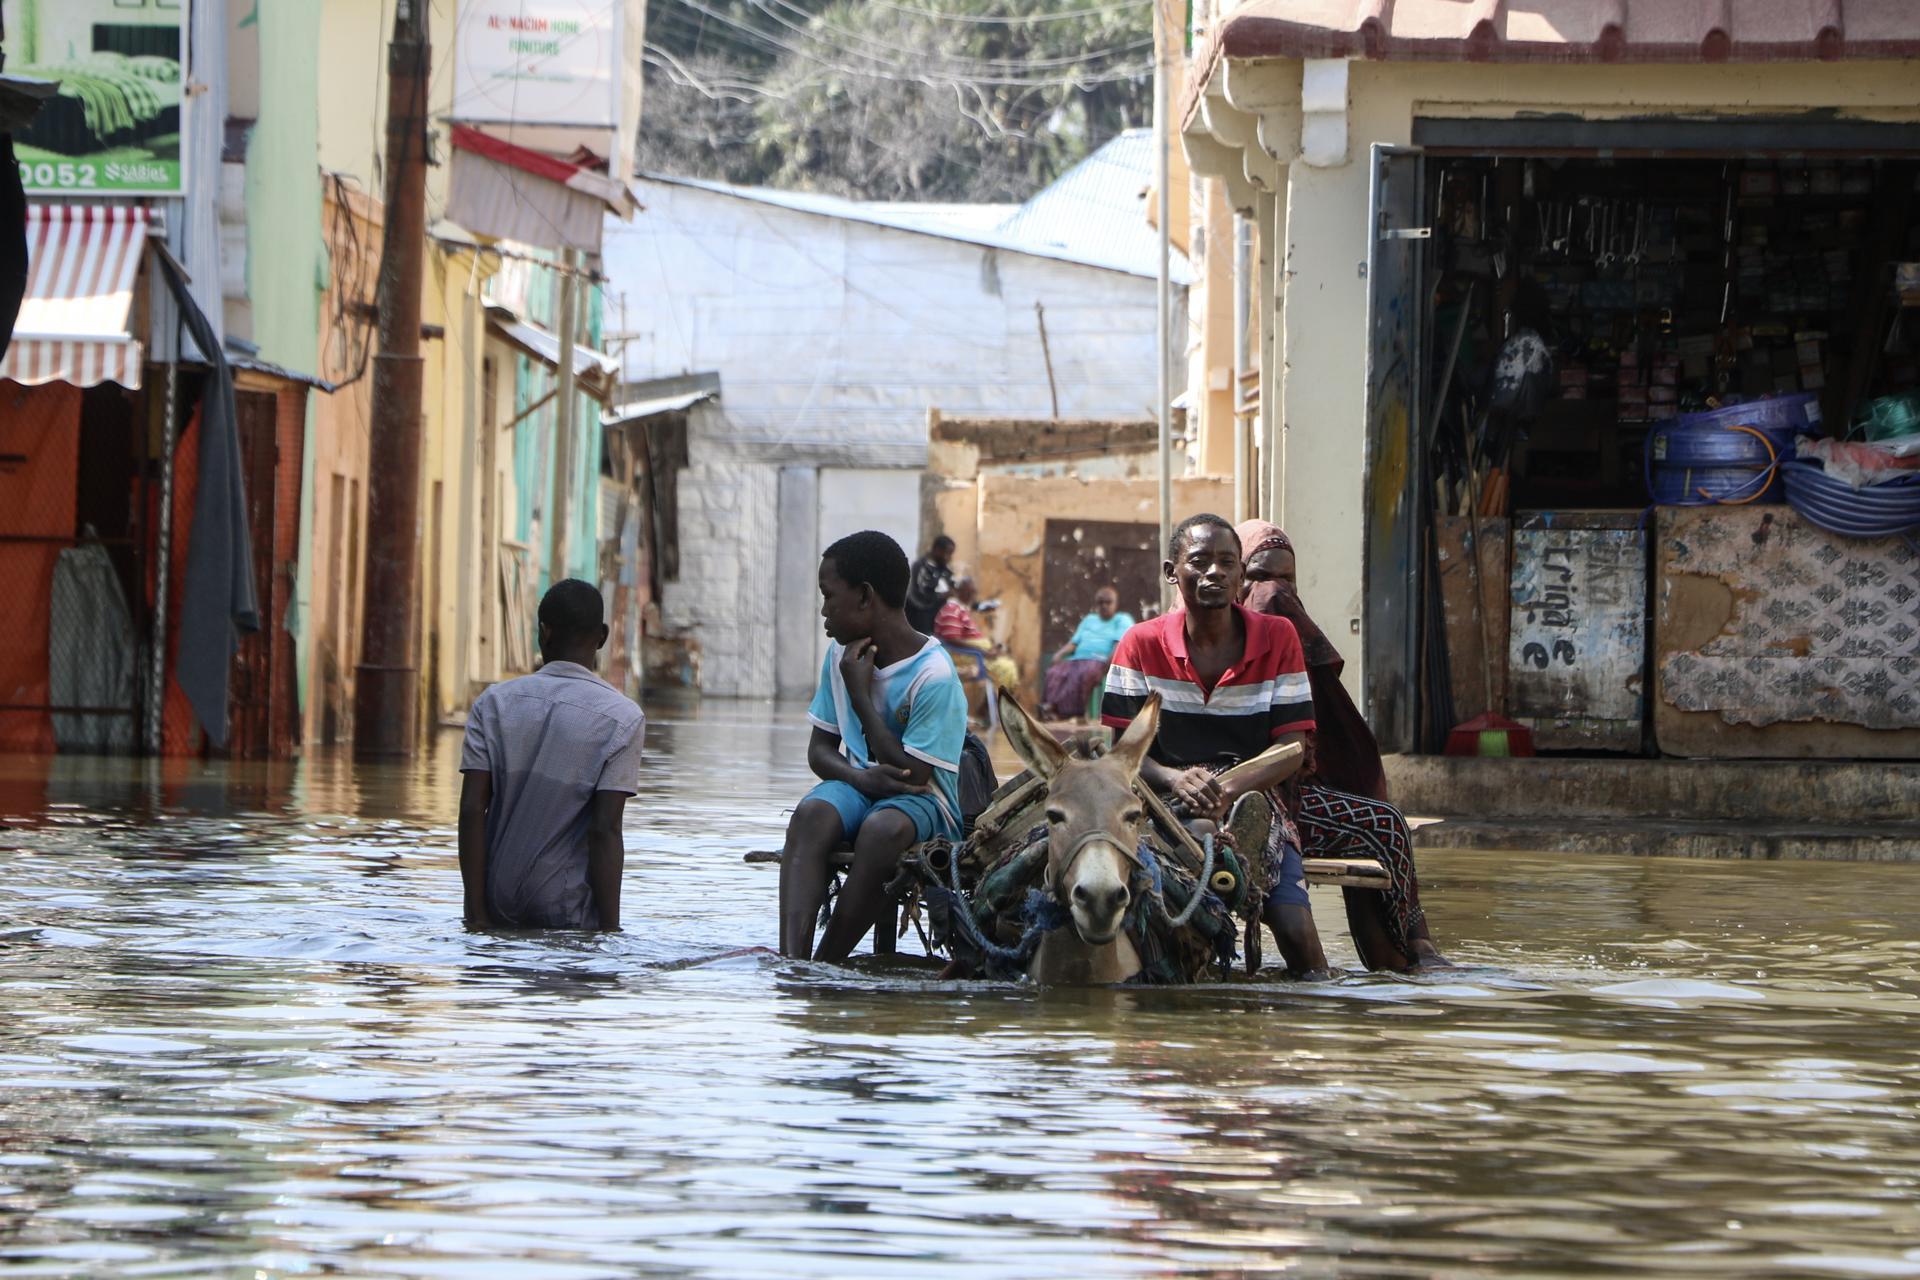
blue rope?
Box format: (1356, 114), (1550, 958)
(1136, 835), (1216, 928)
(923, 835), (1067, 975)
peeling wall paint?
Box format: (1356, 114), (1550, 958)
(1508, 519), (1646, 751)
(1656, 507), (1920, 754)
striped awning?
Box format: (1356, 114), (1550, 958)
(1, 205), (149, 390)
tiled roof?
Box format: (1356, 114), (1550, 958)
(1197, 0), (1920, 68)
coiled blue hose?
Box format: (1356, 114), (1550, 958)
(1779, 459), (1920, 539)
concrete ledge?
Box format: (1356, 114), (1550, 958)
(1386, 754), (1920, 825)
(1411, 817), (1920, 862)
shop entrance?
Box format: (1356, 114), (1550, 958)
(1364, 141), (1920, 756)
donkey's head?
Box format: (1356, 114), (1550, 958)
(1000, 689), (1161, 947)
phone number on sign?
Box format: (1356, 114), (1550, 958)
(18, 160), (175, 189)
(18, 160), (100, 188)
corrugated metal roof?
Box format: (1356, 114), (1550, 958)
(866, 202), (1020, 234)
(603, 388), (716, 424)
(484, 304), (620, 393)
(993, 130), (1188, 283)
(634, 138), (1191, 283)
(1196, 0), (1920, 68)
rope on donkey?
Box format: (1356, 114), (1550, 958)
(919, 831), (1068, 976)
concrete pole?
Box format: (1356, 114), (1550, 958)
(547, 248), (580, 584)
(353, 0), (430, 758)
(1154, 0), (1173, 612)
(1231, 213), (1252, 523)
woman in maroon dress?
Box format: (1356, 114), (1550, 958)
(1235, 520), (1448, 970)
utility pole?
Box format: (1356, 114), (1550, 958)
(1153, 0), (1174, 612)
(354, 0), (430, 758)
(547, 249), (580, 583)
(1232, 213), (1253, 523)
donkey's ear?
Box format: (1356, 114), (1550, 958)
(998, 685), (1068, 781)
(1107, 692), (1161, 778)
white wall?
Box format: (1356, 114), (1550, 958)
(605, 181), (1184, 697)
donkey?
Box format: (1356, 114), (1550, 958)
(998, 688), (1162, 984)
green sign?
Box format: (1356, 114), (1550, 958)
(4, 0), (188, 196)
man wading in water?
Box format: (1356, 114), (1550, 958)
(459, 579), (645, 931)
(1100, 513), (1329, 976)
(780, 531), (968, 963)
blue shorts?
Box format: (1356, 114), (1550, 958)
(1262, 840), (1312, 911)
(803, 781), (953, 845)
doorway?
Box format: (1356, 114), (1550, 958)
(812, 466), (921, 674)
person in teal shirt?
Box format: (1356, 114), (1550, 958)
(1040, 586), (1135, 720)
(779, 531), (968, 963)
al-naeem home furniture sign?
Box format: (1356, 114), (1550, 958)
(4, 0), (187, 196)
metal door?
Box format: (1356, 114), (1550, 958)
(1361, 144), (1427, 753)
(814, 467), (922, 672)
(1040, 519), (1161, 655)
(227, 390), (279, 759)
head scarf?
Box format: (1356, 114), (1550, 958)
(1233, 519), (1341, 673)
(1233, 522), (1387, 801)
(1235, 519), (1292, 563)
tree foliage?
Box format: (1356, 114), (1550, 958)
(638, 0), (1152, 202)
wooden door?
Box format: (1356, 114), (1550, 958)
(228, 390), (278, 759)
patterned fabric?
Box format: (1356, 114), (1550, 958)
(1659, 509), (1920, 729)
(1101, 606), (1316, 768)
(1041, 656), (1106, 718)
(934, 599), (986, 646)
(905, 555), (954, 633)
(460, 662), (646, 929)
(1234, 518), (1293, 561)
(1295, 783), (1427, 955)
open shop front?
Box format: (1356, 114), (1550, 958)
(1366, 131), (1920, 761)
(0, 204), (307, 760)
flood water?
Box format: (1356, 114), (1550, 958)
(3, 700), (1918, 1278)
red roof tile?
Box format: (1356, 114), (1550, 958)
(1183, 1), (1920, 134)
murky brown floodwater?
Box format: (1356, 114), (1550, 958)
(2, 700), (1918, 1278)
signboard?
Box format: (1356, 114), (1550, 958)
(4, 0), (188, 195)
(452, 0), (622, 130)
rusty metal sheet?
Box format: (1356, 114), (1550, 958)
(1434, 516), (1509, 724)
(1508, 519), (1647, 752)
(1041, 519), (1159, 657)
(1655, 507), (1920, 758)
(1361, 144), (1425, 753)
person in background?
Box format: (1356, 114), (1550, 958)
(904, 535), (956, 633)
(1041, 586), (1133, 720)
(1101, 514), (1328, 977)
(780, 531), (969, 963)
(459, 579), (645, 931)
(935, 577), (1019, 701)
(1236, 519), (1448, 970)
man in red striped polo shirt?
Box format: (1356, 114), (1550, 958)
(1102, 513), (1329, 976)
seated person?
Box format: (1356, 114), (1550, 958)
(1237, 520), (1447, 970)
(935, 576), (1019, 707)
(1042, 586), (1133, 720)
(1100, 513), (1328, 977)
(779, 531), (968, 963)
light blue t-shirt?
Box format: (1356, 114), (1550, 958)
(1068, 611), (1135, 662)
(807, 638), (968, 835)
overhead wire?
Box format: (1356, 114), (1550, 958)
(662, 0), (1150, 88)
(747, 0), (1152, 72)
